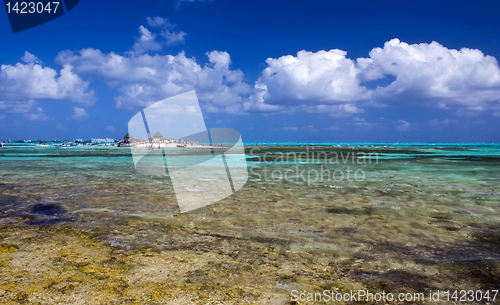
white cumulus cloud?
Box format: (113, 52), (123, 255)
(9, 31), (499, 120)
(132, 26), (163, 55)
(0, 54), (95, 115)
(396, 120), (411, 131)
(161, 30), (187, 46)
(368, 39), (500, 109)
(132, 17), (187, 55)
(24, 107), (49, 121)
(301, 103), (364, 117)
(247, 39), (500, 117)
(56, 48), (250, 113)
(146, 16), (175, 28)
(72, 106), (89, 120)
(21, 51), (42, 65)
(254, 49), (370, 105)
(0, 100), (36, 113)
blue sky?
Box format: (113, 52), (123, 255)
(1, 0), (500, 142)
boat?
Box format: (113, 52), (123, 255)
(55, 144), (75, 148)
(117, 140), (132, 147)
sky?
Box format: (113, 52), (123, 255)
(1, 0), (500, 142)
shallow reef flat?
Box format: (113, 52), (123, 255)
(1, 215), (499, 304)
(0, 144), (500, 304)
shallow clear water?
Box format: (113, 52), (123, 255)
(1, 143), (500, 303)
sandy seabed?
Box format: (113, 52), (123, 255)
(1, 145), (500, 304)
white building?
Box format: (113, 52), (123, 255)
(90, 138), (114, 143)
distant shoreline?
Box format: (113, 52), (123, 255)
(1, 141), (500, 146)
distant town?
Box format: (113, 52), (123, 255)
(0, 132), (220, 148)
(0, 138), (117, 144)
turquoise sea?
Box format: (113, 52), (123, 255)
(1, 143), (499, 303)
